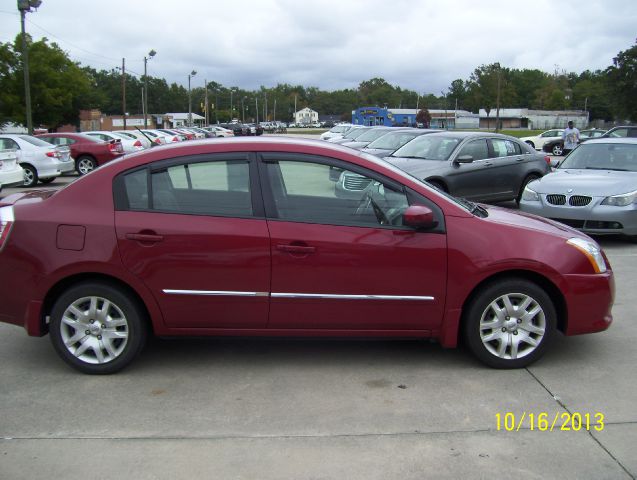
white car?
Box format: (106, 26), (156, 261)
(206, 126), (234, 137)
(0, 134), (74, 187)
(320, 123), (354, 141)
(145, 129), (182, 143)
(112, 130), (152, 149)
(84, 131), (144, 153)
(0, 149), (24, 191)
(520, 129), (564, 151)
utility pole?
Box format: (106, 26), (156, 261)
(204, 79), (209, 126)
(255, 97), (259, 124)
(273, 98), (277, 122)
(187, 70), (197, 127)
(18, 0), (42, 134)
(122, 58), (126, 130)
(495, 63), (501, 133)
(143, 49), (156, 128)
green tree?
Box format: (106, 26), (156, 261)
(416, 108), (431, 127)
(606, 39), (637, 121)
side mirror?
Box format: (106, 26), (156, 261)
(455, 155), (474, 164)
(403, 205), (437, 229)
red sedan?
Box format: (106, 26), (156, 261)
(37, 132), (125, 175)
(0, 138), (614, 373)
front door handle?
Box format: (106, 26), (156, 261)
(126, 233), (164, 243)
(276, 244), (316, 254)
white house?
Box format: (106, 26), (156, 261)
(294, 107), (319, 125)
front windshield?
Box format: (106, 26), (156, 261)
(367, 131), (422, 150)
(559, 143), (637, 171)
(19, 135), (55, 147)
(343, 128), (369, 140)
(391, 135), (461, 160)
(354, 128), (392, 143)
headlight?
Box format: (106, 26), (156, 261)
(521, 186), (539, 202)
(566, 238), (607, 273)
(601, 190), (637, 207)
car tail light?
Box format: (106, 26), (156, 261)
(0, 206), (14, 252)
(133, 140), (143, 148)
(171, 136), (179, 142)
(544, 156), (551, 165)
(154, 138), (162, 145)
(45, 151), (61, 158)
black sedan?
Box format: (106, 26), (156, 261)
(543, 129), (607, 156)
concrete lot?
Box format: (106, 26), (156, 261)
(1, 150), (635, 479)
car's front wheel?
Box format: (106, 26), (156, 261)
(49, 282), (147, 374)
(463, 279), (556, 368)
(552, 144), (563, 156)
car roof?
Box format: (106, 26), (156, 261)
(423, 131), (522, 140)
(580, 137), (637, 145)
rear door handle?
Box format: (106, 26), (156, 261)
(125, 233), (164, 243)
(276, 244), (316, 254)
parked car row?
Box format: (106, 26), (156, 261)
(321, 125), (552, 205)
(542, 126), (637, 156)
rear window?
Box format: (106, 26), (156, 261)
(19, 136), (54, 147)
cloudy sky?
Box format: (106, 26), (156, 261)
(1, 0), (635, 94)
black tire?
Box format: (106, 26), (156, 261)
(76, 156), (97, 175)
(525, 141), (535, 149)
(39, 177), (56, 184)
(517, 174), (540, 204)
(49, 282), (147, 374)
(462, 279), (556, 369)
(22, 164), (38, 187)
(427, 179), (448, 193)
(551, 144), (563, 156)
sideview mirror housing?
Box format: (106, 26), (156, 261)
(403, 205), (437, 229)
(455, 155), (474, 164)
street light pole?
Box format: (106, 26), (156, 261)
(241, 97), (246, 123)
(143, 49), (156, 129)
(17, 0), (42, 135)
(188, 70), (197, 127)
(230, 89), (236, 121)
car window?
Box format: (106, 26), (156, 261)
(391, 135), (460, 160)
(609, 129), (627, 138)
(19, 135), (53, 147)
(0, 138), (19, 150)
(265, 159), (409, 227)
(121, 160), (253, 216)
(457, 139), (489, 160)
(559, 143), (637, 171)
(490, 138), (521, 157)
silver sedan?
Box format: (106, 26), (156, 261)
(520, 138), (637, 239)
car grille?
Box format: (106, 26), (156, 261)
(569, 195), (592, 207)
(546, 194), (566, 205)
(545, 194), (592, 207)
(551, 218), (623, 230)
(343, 174), (372, 191)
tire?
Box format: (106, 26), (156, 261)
(517, 174), (540, 204)
(427, 179), (448, 193)
(76, 156), (97, 175)
(525, 141), (535, 149)
(462, 279), (556, 368)
(49, 282), (147, 374)
(39, 177), (56, 184)
(22, 164), (38, 187)
(551, 144), (563, 156)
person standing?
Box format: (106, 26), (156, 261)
(562, 121), (580, 156)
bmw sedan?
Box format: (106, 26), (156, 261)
(520, 138), (637, 239)
(0, 137), (613, 373)
(384, 132), (551, 203)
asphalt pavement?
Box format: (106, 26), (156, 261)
(1, 149), (635, 479)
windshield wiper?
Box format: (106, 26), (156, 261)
(455, 197), (488, 217)
(392, 155), (426, 159)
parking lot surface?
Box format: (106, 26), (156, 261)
(1, 146), (635, 479)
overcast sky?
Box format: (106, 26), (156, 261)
(1, 0), (635, 94)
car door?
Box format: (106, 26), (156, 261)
(259, 153), (447, 331)
(114, 153), (271, 329)
(445, 138), (490, 199)
(476, 138), (524, 201)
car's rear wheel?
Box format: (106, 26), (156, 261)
(463, 279), (556, 368)
(552, 144), (563, 156)
(427, 179), (448, 193)
(22, 164), (38, 187)
(49, 282), (147, 374)
(517, 174), (540, 204)
(525, 141), (535, 149)
(39, 177), (56, 184)
(76, 156), (97, 175)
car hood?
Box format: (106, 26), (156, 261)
(383, 156), (448, 177)
(529, 169), (637, 196)
(482, 204), (585, 239)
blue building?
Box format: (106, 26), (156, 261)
(352, 107), (476, 128)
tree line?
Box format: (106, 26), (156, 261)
(1, 34), (635, 130)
